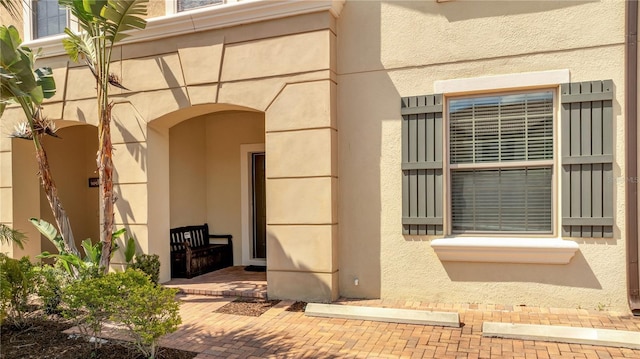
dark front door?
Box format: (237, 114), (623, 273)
(252, 153), (266, 259)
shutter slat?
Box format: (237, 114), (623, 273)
(562, 217), (614, 226)
(561, 155), (613, 165)
(560, 91), (614, 103)
(418, 169), (426, 235)
(401, 104), (443, 115)
(402, 162), (444, 170)
(581, 164), (592, 219)
(402, 217), (444, 225)
(592, 163), (604, 237)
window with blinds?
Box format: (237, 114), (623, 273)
(33, 0), (67, 39)
(178, 0), (224, 12)
(448, 91), (554, 233)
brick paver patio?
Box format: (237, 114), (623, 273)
(163, 294), (640, 359)
(66, 268), (637, 358)
(152, 267), (640, 358)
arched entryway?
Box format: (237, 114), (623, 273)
(168, 109), (266, 268)
(10, 122), (98, 259)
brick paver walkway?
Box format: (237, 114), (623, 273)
(112, 268), (640, 358)
(153, 294), (640, 359)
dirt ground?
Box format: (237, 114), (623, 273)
(0, 316), (197, 359)
(1, 298), (304, 359)
(215, 298), (281, 317)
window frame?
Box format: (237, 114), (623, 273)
(442, 87), (560, 238)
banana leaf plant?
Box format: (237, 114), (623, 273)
(58, 0), (148, 272)
(32, 218), (131, 277)
(0, 25), (80, 256)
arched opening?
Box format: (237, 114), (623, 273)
(169, 110), (266, 268)
(146, 104), (266, 280)
(10, 122), (98, 260)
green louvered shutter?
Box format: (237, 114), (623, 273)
(561, 80), (614, 238)
(401, 94), (443, 235)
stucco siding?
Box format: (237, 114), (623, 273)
(337, 0), (628, 311)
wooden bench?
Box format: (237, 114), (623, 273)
(170, 224), (233, 279)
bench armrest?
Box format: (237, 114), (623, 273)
(209, 234), (232, 245)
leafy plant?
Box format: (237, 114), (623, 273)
(130, 254), (160, 284)
(0, 254), (37, 327)
(32, 218), (83, 277)
(124, 237), (136, 264)
(33, 218), (126, 278)
(33, 264), (71, 315)
(62, 272), (116, 347)
(1, 25), (79, 257)
(0, 224), (26, 249)
(62, 270), (181, 357)
(110, 270), (181, 358)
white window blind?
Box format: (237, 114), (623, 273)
(451, 168), (552, 232)
(449, 92), (554, 164)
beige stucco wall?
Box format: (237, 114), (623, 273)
(336, 0), (629, 311)
(169, 118), (208, 227)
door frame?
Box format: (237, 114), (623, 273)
(240, 143), (266, 266)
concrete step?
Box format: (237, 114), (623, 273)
(305, 303), (460, 327)
(483, 322), (640, 350)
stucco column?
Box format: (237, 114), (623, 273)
(110, 105), (171, 283)
(265, 80), (339, 302)
(3, 136), (42, 260)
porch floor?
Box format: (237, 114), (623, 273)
(163, 266), (267, 298)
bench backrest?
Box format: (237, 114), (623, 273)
(170, 224), (210, 252)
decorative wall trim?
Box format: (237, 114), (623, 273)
(431, 237), (579, 264)
(25, 0), (346, 58)
(434, 69), (570, 95)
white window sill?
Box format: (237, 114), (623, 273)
(430, 237), (579, 264)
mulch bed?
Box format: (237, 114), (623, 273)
(215, 298), (280, 317)
(0, 316), (197, 359)
(286, 301), (307, 312)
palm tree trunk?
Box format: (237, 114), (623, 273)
(98, 102), (115, 271)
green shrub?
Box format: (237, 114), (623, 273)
(62, 271), (113, 346)
(62, 270), (181, 357)
(0, 254), (37, 326)
(111, 270), (181, 358)
(130, 254), (160, 284)
(33, 264), (70, 315)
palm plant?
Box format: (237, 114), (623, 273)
(59, 0), (148, 271)
(0, 25), (80, 256)
(0, 224), (26, 249)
